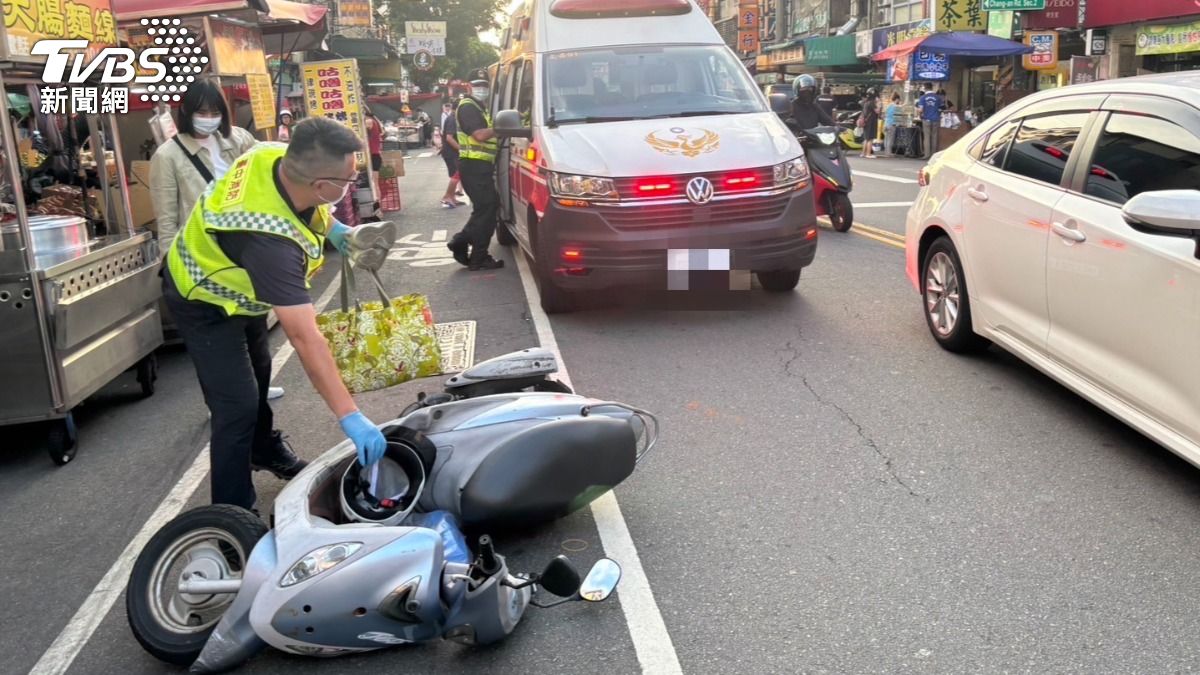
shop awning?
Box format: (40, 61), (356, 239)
(804, 34), (859, 67)
(260, 0), (328, 55)
(329, 35), (398, 61)
(112, 0), (268, 20)
(871, 31), (1032, 61)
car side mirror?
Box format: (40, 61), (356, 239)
(494, 109), (532, 139)
(1121, 189), (1200, 234)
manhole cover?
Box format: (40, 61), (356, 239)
(436, 321), (476, 374)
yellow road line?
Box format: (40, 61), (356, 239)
(817, 218), (906, 250)
(851, 222), (906, 243)
(852, 229), (905, 250)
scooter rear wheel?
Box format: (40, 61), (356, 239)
(827, 192), (853, 232)
(126, 505), (266, 666)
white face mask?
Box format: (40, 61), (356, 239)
(317, 180), (351, 205)
(192, 114), (222, 135)
(472, 88), (489, 101)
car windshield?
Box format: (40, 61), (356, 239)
(544, 45), (765, 124)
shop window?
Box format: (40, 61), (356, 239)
(1084, 113), (1200, 206)
(1002, 112), (1088, 186)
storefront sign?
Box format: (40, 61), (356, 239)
(935, 0), (987, 33)
(765, 44), (804, 66)
(738, 1), (757, 30)
(1136, 20), (1200, 56)
(3, 0), (116, 59)
(1023, 0), (1077, 29)
(873, 18), (932, 54)
(246, 72), (275, 136)
(1085, 28), (1107, 56)
(804, 34), (857, 66)
(738, 30), (758, 53)
(204, 17), (267, 77)
(338, 0), (372, 28)
(1069, 55), (1101, 84)
(1023, 30), (1058, 69)
(1083, 1), (1189, 29)
(405, 36), (445, 56)
(854, 29), (873, 58)
(912, 48), (951, 80)
(301, 59), (367, 159)
(982, 0), (1043, 9)
(405, 20), (446, 38)
(987, 10), (1014, 39)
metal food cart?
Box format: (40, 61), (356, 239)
(0, 64), (162, 466)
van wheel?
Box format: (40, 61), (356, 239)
(528, 213), (575, 314)
(757, 269), (801, 292)
(496, 220), (516, 246)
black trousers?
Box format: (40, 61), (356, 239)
(164, 278), (274, 510)
(456, 158), (499, 263)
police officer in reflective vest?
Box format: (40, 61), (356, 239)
(164, 117), (387, 513)
(447, 80), (504, 271)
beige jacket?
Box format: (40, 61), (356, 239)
(149, 127), (258, 257)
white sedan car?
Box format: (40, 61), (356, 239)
(905, 72), (1200, 467)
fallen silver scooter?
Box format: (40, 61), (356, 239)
(125, 350), (658, 672)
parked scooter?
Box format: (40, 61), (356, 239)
(125, 350), (658, 672)
(794, 125), (854, 232)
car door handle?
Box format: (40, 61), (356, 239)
(1051, 222), (1087, 242)
(967, 187), (989, 202)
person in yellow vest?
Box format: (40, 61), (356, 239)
(446, 80), (504, 271)
(163, 117), (387, 513)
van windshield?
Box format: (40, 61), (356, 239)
(544, 45), (765, 124)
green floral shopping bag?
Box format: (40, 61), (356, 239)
(316, 260), (442, 393)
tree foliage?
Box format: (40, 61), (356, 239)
(384, 0), (503, 91)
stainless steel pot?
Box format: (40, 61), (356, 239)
(1, 216), (89, 253)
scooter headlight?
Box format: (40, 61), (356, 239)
(548, 172), (618, 201)
(817, 132), (837, 146)
(280, 542), (363, 587)
(773, 156), (810, 186)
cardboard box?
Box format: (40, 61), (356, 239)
(128, 161), (156, 230)
(380, 150), (405, 179)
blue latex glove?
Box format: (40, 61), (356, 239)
(327, 219), (352, 256)
(339, 411), (387, 465)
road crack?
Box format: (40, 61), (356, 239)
(781, 324), (927, 501)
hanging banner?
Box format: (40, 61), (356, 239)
(1023, 0), (1077, 30)
(405, 36), (445, 56)
(338, 0), (372, 28)
(738, 1), (758, 30)
(889, 57), (910, 82)
(246, 73), (276, 136)
(302, 59), (367, 160)
(405, 21), (446, 38)
(912, 48), (951, 81)
(935, 0), (987, 33)
(1136, 20), (1200, 56)
(2, 0), (117, 59)
(204, 17), (268, 76)
(1023, 31), (1058, 70)
(738, 29), (758, 54)
(987, 10), (1013, 39)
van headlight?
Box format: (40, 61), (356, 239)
(773, 157), (810, 186)
(549, 172), (618, 200)
(280, 542), (362, 587)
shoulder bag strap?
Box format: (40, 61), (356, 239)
(173, 135), (214, 183)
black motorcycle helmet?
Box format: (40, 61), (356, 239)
(792, 74), (817, 104)
(339, 441), (427, 526)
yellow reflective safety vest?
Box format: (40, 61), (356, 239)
(166, 143), (329, 317)
(456, 97), (498, 163)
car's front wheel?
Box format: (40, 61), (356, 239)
(922, 237), (989, 353)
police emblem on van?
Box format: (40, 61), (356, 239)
(645, 127), (720, 158)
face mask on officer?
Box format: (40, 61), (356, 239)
(315, 178), (352, 205)
(472, 86), (489, 101)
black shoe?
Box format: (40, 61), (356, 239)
(447, 236), (469, 266)
(468, 255), (504, 271)
(251, 430), (308, 480)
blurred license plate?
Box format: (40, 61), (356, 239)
(667, 249), (730, 271)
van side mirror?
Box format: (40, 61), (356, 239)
(494, 109), (532, 139)
(1122, 190), (1200, 234)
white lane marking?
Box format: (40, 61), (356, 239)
(853, 170), (918, 184)
(431, 229), (447, 242)
(853, 201), (914, 208)
(514, 253), (683, 675)
(29, 272), (345, 675)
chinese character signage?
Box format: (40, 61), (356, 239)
(1023, 0), (1076, 30)
(982, 0), (1043, 9)
(737, 1), (757, 31)
(872, 19), (932, 54)
(2, 0), (116, 59)
(912, 49), (950, 80)
(204, 17), (267, 76)
(246, 72), (276, 137)
(1023, 31), (1058, 70)
(1136, 20), (1200, 56)
(405, 36), (444, 56)
(302, 59), (367, 160)
(936, 0), (987, 33)
(338, 0), (371, 28)
(738, 29), (757, 54)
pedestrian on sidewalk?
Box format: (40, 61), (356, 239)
(447, 80), (504, 271)
(919, 83), (944, 159)
(860, 88), (879, 159)
(883, 94), (901, 157)
(439, 101), (465, 209)
(163, 117), (388, 513)
(364, 107), (384, 209)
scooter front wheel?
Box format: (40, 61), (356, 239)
(827, 192), (853, 232)
(126, 505), (267, 666)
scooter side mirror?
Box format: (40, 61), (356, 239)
(539, 555), (582, 597)
(579, 558), (622, 602)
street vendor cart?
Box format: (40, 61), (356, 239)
(0, 64), (162, 465)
